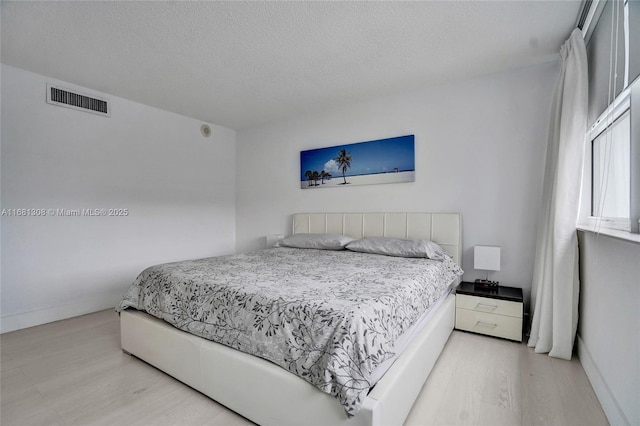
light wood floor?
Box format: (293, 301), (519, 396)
(1, 310), (608, 426)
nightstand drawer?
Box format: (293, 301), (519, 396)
(455, 308), (523, 341)
(456, 294), (523, 318)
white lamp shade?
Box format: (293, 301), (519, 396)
(474, 245), (501, 271)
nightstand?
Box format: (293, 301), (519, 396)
(455, 282), (523, 342)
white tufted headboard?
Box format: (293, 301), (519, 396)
(292, 212), (462, 267)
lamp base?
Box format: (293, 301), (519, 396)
(474, 278), (499, 290)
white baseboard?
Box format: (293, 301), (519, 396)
(577, 334), (629, 426)
(1, 295), (119, 333)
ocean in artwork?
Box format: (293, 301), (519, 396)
(300, 135), (415, 189)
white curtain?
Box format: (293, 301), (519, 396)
(528, 28), (588, 360)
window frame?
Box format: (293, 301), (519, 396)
(580, 87), (632, 232)
(589, 91), (631, 230)
(578, 0), (639, 240)
(579, 78), (640, 237)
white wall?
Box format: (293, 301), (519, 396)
(577, 232), (640, 426)
(236, 62), (559, 304)
(1, 64), (236, 332)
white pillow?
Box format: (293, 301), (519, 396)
(275, 233), (355, 250)
(346, 237), (448, 260)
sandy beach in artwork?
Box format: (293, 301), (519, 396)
(300, 171), (415, 189)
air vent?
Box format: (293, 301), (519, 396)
(46, 84), (110, 117)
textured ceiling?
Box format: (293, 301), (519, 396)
(1, 1), (581, 130)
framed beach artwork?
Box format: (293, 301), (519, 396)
(300, 135), (415, 189)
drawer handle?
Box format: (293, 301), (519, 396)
(476, 302), (498, 310)
(475, 321), (498, 329)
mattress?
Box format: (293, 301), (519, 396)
(369, 283), (453, 384)
(116, 247), (463, 416)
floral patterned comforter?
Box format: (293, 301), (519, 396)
(116, 247), (463, 417)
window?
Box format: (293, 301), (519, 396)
(589, 96), (631, 230)
(581, 78), (639, 235)
(580, 0), (639, 235)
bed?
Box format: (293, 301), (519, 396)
(118, 212), (462, 425)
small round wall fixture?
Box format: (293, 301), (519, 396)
(200, 124), (211, 138)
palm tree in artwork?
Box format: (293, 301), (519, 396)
(336, 149), (352, 184)
(312, 171), (320, 186)
(304, 170), (313, 187)
(320, 170), (328, 184)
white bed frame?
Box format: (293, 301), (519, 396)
(120, 212), (462, 426)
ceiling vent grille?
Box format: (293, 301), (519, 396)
(46, 84), (110, 117)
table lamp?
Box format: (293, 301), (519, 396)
(474, 245), (500, 289)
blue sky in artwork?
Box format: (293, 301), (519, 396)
(300, 135), (415, 180)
